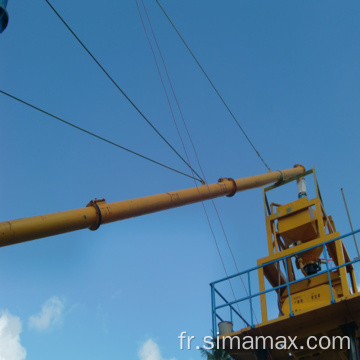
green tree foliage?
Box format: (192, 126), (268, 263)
(199, 345), (234, 360)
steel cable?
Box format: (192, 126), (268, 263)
(155, 0), (271, 172)
(44, 0), (203, 182)
(138, 0), (251, 330)
(1, 90), (202, 182)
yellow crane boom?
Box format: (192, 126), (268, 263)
(0, 165), (305, 247)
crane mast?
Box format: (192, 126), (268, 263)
(0, 166), (304, 247)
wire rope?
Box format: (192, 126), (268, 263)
(145, 6), (275, 354)
(155, 0), (271, 172)
(0, 90), (202, 182)
(44, 0), (203, 182)
(137, 0), (251, 329)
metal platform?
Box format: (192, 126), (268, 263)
(211, 229), (360, 360)
(222, 292), (360, 359)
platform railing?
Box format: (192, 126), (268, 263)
(210, 229), (360, 338)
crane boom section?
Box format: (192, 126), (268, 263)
(0, 166), (304, 247)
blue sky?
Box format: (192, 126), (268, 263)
(1, 0), (360, 359)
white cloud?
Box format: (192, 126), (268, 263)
(28, 296), (64, 331)
(0, 310), (26, 360)
(138, 339), (175, 360)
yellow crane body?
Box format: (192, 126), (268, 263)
(0, 166), (304, 247)
(214, 168), (360, 360)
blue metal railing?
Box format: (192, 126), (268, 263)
(210, 229), (360, 337)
